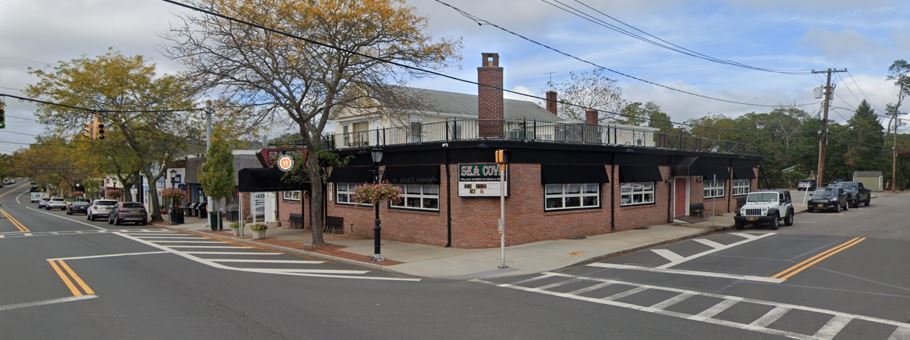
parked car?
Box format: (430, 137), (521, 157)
(66, 199), (91, 215)
(87, 199), (119, 221)
(108, 202), (148, 225)
(46, 197), (67, 210)
(30, 191), (47, 203)
(37, 197), (50, 208)
(796, 179), (817, 191)
(807, 187), (848, 213)
(734, 190), (794, 230)
(2, 178), (13, 185)
(830, 181), (871, 208)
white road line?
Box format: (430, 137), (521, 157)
(690, 298), (740, 321)
(23, 233), (32, 236)
(211, 259), (324, 264)
(184, 251), (279, 255)
(693, 239), (726, 249)
(587, 263), (785, 284)
(730, 232), (758, 240)
(658, 233), (776, 269)
(0, 295), (97, 312)
(813, 315), (853, 339)
(748, 306), (790, 328)
(651, 249), (685, 263)
(889, 327), (910, 340)
(150, 240), (224, 244)
(0, 235), (4, 239)
(249, 268), (369, 275)
(567, 282), (613, 295)
(52, 251), (169, 261)
(603, 286), (649, 301)
(536, 278), (579, 291)
(167, 246), (253, 249)
(136, 236), (203, 240)
(23, 206), (107, 230)
(507, 274), (556, 286)
(650, 292), (694, 310)
(114, 232), (420, 282)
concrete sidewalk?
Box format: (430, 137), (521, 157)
(158, 213), (739, 280)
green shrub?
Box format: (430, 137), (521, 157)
(250, 224), (268, 231)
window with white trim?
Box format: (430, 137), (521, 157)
(620, 182), (655, 206)
(732, 179), (750, 196)
(282, 191), (301, 201)
(391, 184), (439, 211)
(545, 183), (600, 211)
(335, 183), (371, 206)
(704, 178), (725, 199)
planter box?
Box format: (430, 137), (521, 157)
(252, 229), (267, 240)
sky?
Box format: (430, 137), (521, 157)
(1, 0), (909, 154)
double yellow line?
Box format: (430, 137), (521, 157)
(772, 237), (866, 281)
(0, 208), (30, 232)
(47, 259), (95, 297)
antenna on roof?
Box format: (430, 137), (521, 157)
(544, 72), (556, 88)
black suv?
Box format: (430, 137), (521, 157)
(831, 181), (871, 208)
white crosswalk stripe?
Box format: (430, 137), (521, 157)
(476, 272), (910, 340)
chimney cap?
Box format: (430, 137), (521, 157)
(481, 53), (500, 67)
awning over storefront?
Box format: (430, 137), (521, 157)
(383, 165), (440, 184)
(690, 167), (730, 180)
(733, 167), (756, 179)
(237, 168), (308, 192)
(540, 165), (610, 184)
(328, 167), (372, 183)
(619, 165), (663, 182)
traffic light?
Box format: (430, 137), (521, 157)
(96, 120), (104, 140)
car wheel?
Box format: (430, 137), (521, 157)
(807, 208), (814, 213)
(784, 210), (793, 226)
(770, 214), (780, 230)
(835, 203), (841, 213)
(734, 221), (744, 230)
(865, 199), (871, 207)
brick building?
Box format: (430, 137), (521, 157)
(266, 53), (760, 249)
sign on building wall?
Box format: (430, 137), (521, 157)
(458, 163), (508, 197)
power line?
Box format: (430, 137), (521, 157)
(0, 93), (202, 114)
(835, 73), (862, 106)
(434, 0), (819, 108)
(846, 70), (871, 103)
(549, 0), (812, 75)
(0, 130), (39, 137)
(160, 0), (796, 138)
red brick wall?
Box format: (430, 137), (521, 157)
(478, 53), (503, 138)
(277, 191), (308, 229)
(614, 165), (672, 230)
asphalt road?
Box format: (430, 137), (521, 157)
(1, 182), (909, 339)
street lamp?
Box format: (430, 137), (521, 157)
(371, 147), (384, 262)
(169, 170), (178, 188)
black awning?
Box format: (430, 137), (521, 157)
(237, 168), (308, 192)
(734, 167), (756, 179)
(541, 165), (610, 184)
(619, 165), (663, 182)
(384, 165), (440, 184)
(691, 166), (730, 180)
(328, 167), (372, 183)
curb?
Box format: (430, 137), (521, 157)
(156, 224), (399, 274)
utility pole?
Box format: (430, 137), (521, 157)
(812, 68), (847, 187)
(892, 86), (905, 192)
(204, 100), (215, 229)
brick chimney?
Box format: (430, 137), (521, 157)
(478, 53), (503, 138)
(546, 90), (558, 115)
(585, 109), (598, 125)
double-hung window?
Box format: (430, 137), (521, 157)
(282, 191), (301, 201)
(545, 183), (600, 211)
(704, 178), (725, 199)
(620, 182), (655, 206)
(391, 184), (439, 211)
(732, 179), (750, 196)
(335, 183), (370, 206)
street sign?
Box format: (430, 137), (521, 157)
(458, 163), (508, 197)
(277, 155), (294, 172)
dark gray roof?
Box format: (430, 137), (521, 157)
(853, 171), (883, 177)
(386, 86), (561, 122)
(233, 154), (263, 184)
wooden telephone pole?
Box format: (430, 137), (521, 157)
(812, 68), (847, 187)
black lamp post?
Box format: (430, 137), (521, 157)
(371, 147), (384, 262)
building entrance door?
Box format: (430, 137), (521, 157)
(674, 178), (688, 217)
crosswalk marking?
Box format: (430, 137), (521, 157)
(253, 268), (369, 275)
(210, 259), (324, 264)
(748, 306), (789, 328)
(730, 232), (758, 240)
(479, 272), (910, 340)
(587, 262), (784, 283)
(536, 278), (579, 290)
(649, 292), (693, 310)
(693, 238), (726, 249)
(184, 251), (281, 255)
(150, 240), (225, 244)
(651, 249), (685, 263)
(167, 245), (253, 249)
(656, 232), (776, 269)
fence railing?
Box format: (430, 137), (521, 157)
(326, 119), (759, 155)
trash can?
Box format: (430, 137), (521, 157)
(170, 208), (185, 225)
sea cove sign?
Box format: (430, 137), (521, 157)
(458, 163), (508, 197)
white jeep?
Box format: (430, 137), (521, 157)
(734, 190), (794, 230)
